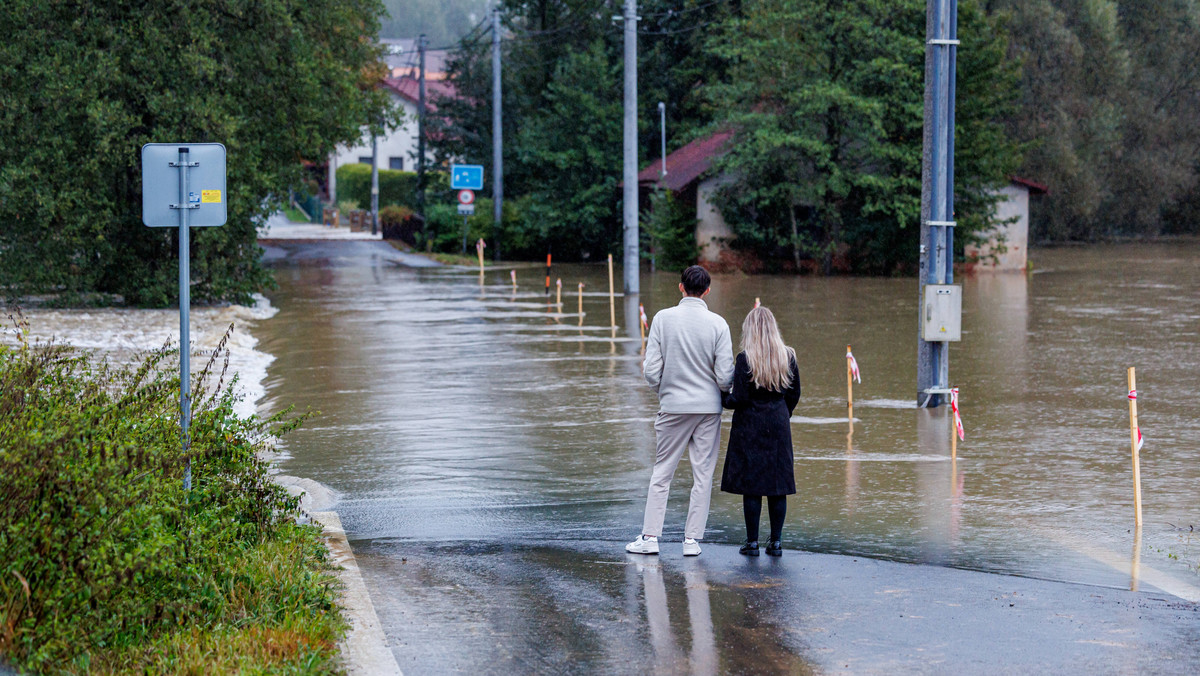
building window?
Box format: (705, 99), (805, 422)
(358, 156), (373, 165)
(389, 157), (404, 170)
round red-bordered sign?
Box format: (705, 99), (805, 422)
(457, 189), (475, 205)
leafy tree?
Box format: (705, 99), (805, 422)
(705, 0), (1021, 274)
(642, 188), (700, 271)
(429, 0), (741, 260)
(995, 0), (1200, 240)
(0, 0), (396, 306)
(994, 0), (1129, 240)
(517, 42), (623, 257)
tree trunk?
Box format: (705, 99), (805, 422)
(788, 204), (801, 270)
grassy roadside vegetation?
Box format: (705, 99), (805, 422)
(283, 204), (312, 224)
(0, 318), (345, 674)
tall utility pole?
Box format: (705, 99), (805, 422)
(417, 34), (428, 223)
(492, 8), (503, 261)
(370, 132), (379, 235)
(621, 0), (639, 295)
(917, 0), (958, 407)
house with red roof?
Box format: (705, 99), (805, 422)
(635, 130), (736, 262)
(327, 75), (457, 204)
(641, 130), (1046, 270)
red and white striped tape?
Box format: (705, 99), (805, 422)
(1129, 389), (1144, 451)
(846, 350), (861, 384)
(639, 303), (648, 330)
(476, 238), (486, 251)
(950, 387), (965, 441)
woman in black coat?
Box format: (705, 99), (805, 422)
(721, 306), (801, 557)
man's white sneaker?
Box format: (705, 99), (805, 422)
(682, 538), (701, 556)
(626, 535), (660, 554)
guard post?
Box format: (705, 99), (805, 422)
(142, 143), (228, 490)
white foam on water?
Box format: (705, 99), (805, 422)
(796, 453), (950, 463)
(7, 293), (278, 420)
(791, 416), (858, 425)
(857, 398), (918, 409)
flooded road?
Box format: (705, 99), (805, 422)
(258, 240), (1200, 671)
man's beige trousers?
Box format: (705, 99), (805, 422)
(640, 412), (722, 540)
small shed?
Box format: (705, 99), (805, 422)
(636, 131), (734, 262)
(965, 177), (1049, 272)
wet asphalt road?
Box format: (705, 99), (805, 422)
(357, 538), (1199, 675)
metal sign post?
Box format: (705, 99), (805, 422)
(457, 189), (476, 252)
(142, 143), (227, 490)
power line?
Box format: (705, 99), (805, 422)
(638, 18), (720, 35)
(639, 0), (729, 20)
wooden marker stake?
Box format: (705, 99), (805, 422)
(556, 278), (562, 308)
(476, 239), (485, 283)
(510, 269), (517, 292)
(545, 253), (552, 296)
(1127, 367), (1143, 529)
(846, 344), (854, 424)
(607, 253), (616, 328)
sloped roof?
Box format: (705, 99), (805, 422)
(1010, 176), (1049, 195)
(383, 76), (457, 112)
(635, 130), (734, 192)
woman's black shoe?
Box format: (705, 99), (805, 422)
(739, 540), (760, 556)
(765, 540), (783, 556)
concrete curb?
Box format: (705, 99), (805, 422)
(311, 511), (402, 676)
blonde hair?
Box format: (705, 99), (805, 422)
(741, 307), (795, 391)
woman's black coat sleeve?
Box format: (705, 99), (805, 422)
(722, 353), (750, 409)
(784, 356), (801, 414)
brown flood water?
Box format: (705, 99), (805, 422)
(260, 241), (1200, 589)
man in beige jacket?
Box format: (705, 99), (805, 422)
(627, 266), (735, 557)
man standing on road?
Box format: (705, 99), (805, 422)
(627, 266), (734, 557)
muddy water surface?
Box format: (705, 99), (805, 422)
(258, 241), (1200, 670)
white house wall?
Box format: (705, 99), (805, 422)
(329, 92), (429, 204)
(967, 183), (1029, 272)
(696, 175), (735, 262)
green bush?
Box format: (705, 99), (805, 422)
(336, 164), (452, 212)
(422, 197), (533, 255)
(0, 320), (342, 672)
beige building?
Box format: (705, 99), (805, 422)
(635, 131), (735, 263)
(965, 177), (1048, 272)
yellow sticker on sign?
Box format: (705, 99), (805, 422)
(201, 190), (222, 204)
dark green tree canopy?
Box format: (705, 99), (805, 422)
(429, 0), (738, 261)
(704, 0), (1021, 274)
(0, 0), (396, 306)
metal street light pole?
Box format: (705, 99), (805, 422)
(492, 8), (503, 261)
(658, 101), (667, 180)
(917, 0), (959, 408)
(621, 0), (639, 295)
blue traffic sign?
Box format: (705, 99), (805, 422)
(450, 164), (484, 190)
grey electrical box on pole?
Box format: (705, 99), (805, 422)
(917, 0), (958, 408)
(922, 284), (962, 342)
(142, 142), (228, 490)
